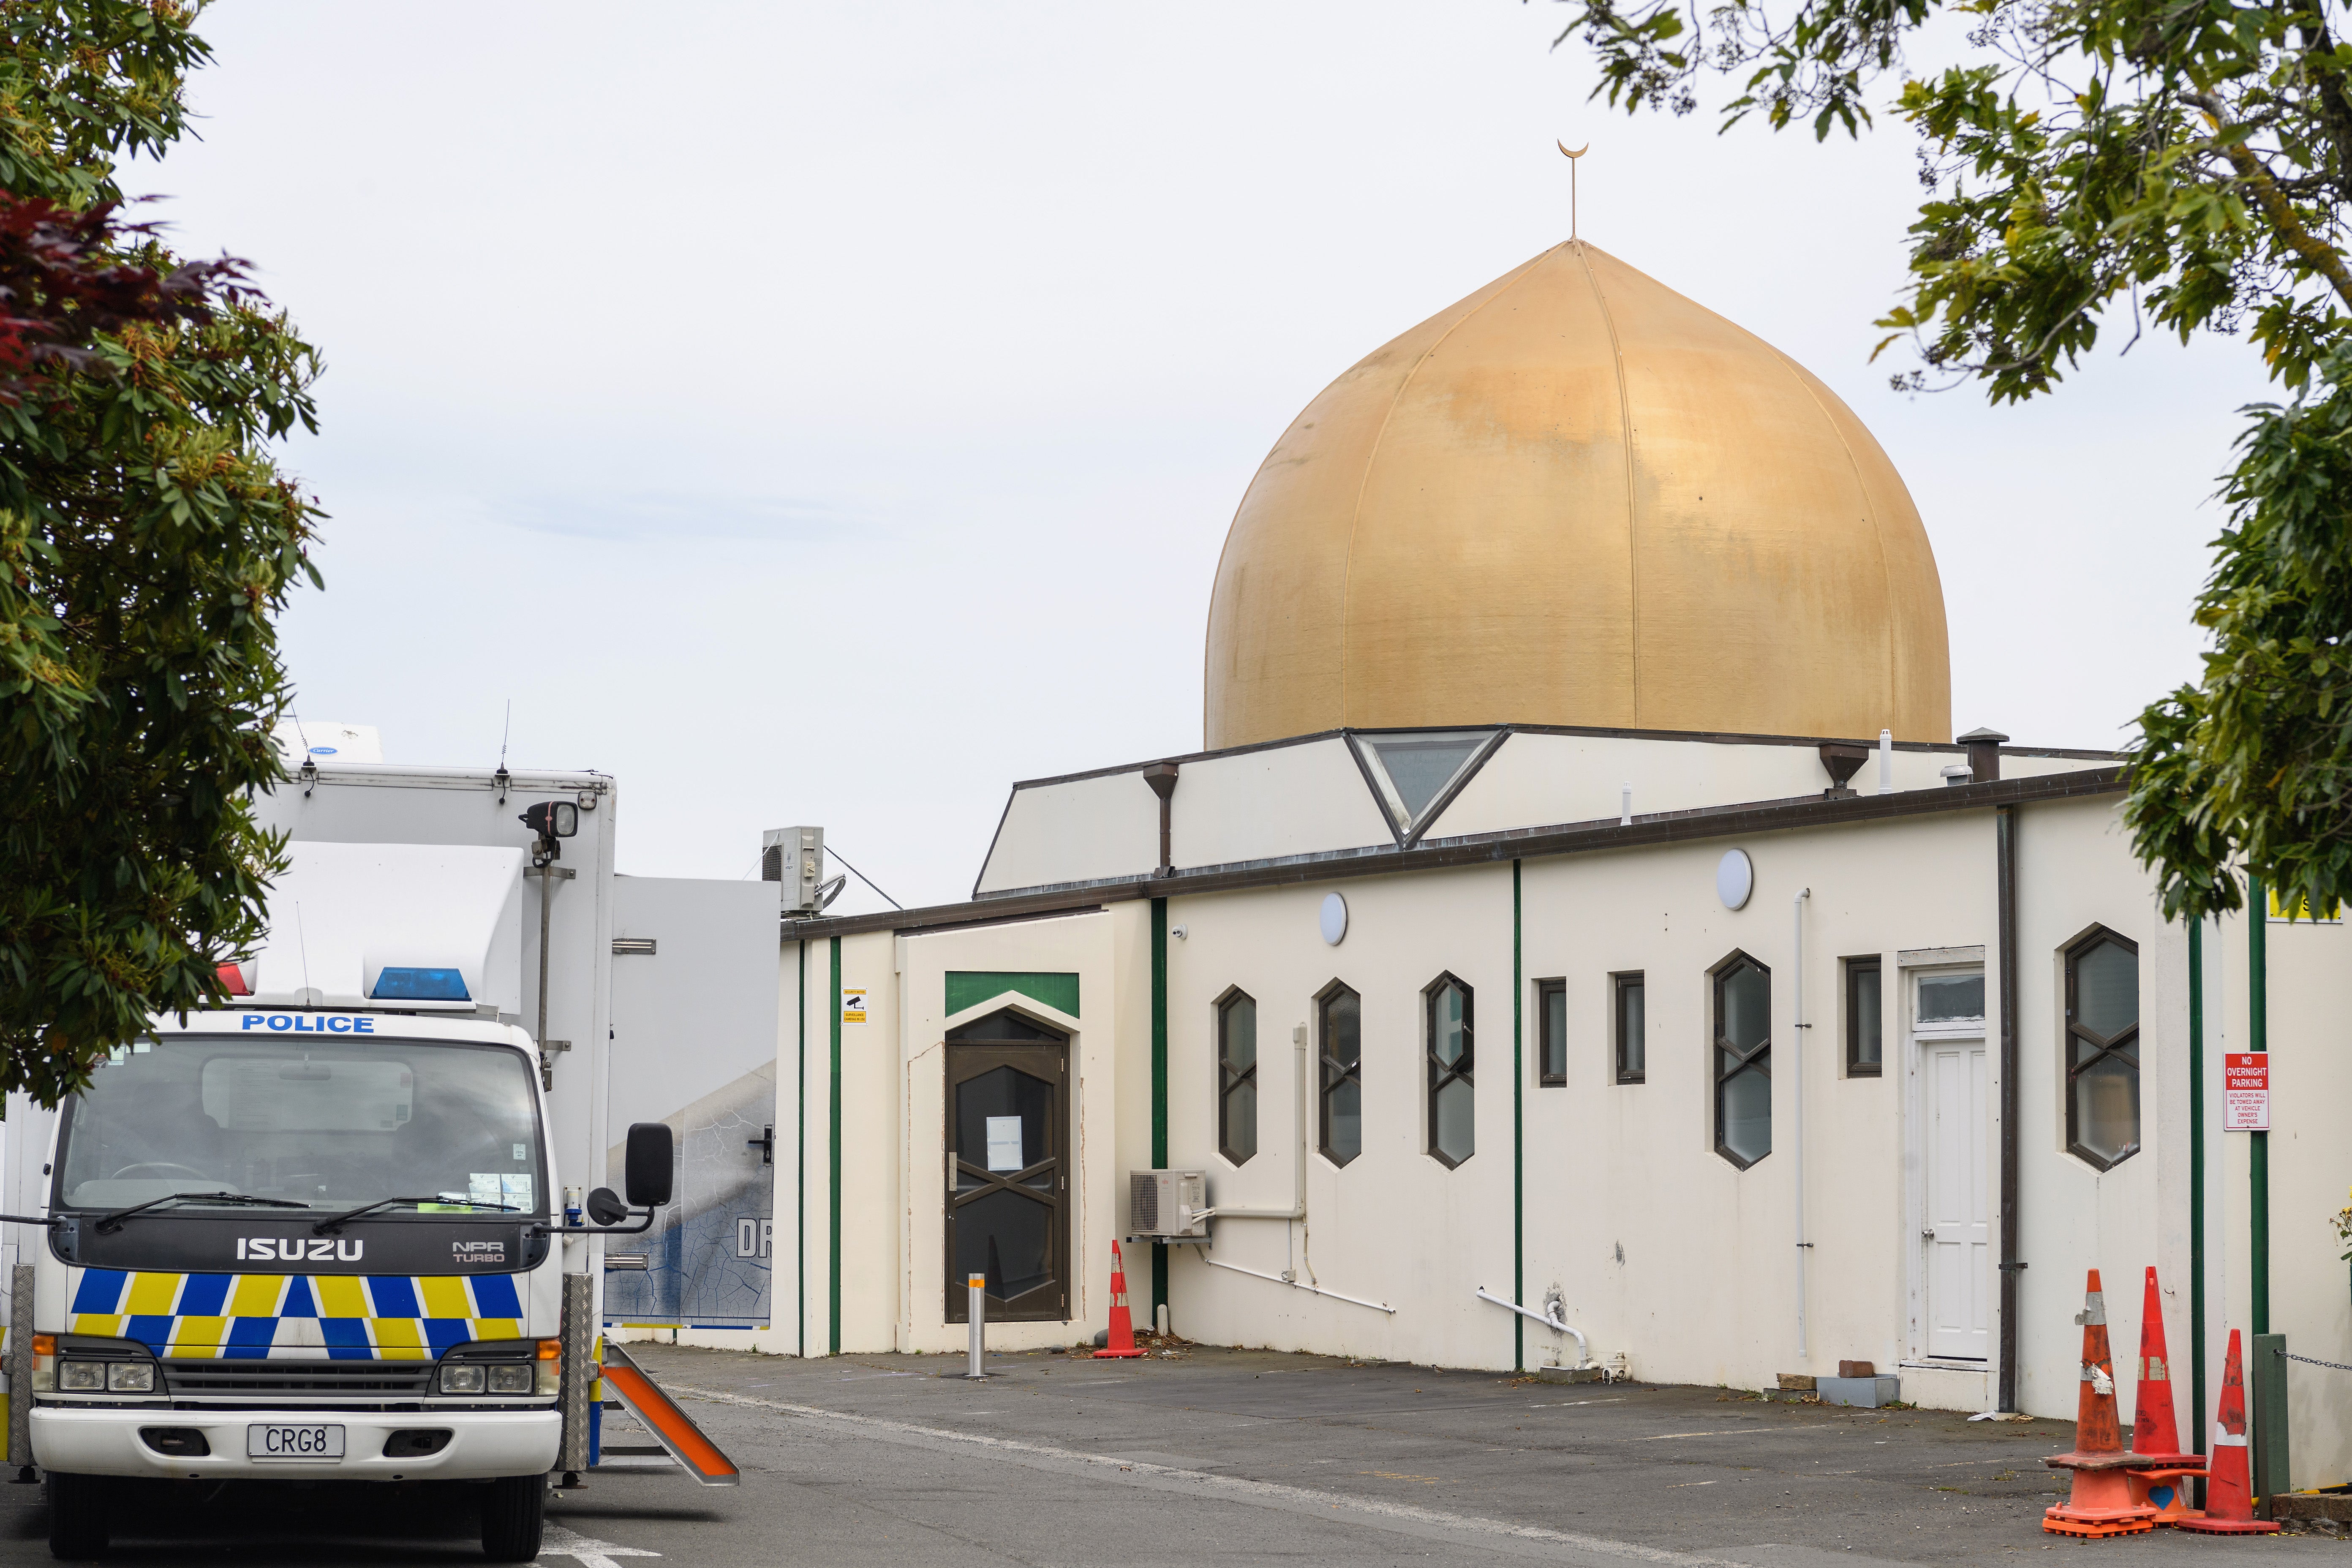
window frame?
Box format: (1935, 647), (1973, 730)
(1424, 972), (1474, 1168)
(1843, 956), (1883, 1078)
(1535, 978), (1567, 1087)
(1612, 971), (1646, 1085)
(1711, 950), (1772, 1169)
(2063, 926), (2140, 1171)
(1911, 966), (1988, 1040)
(1316, 979), (1361, 1168)
(1214, 985), (1258, 1168)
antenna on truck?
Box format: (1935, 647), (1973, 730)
(294, 901), (313, 1007)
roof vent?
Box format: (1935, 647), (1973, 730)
(1956, 727), (2009, 783)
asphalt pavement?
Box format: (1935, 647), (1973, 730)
(0, 1343), (2337, 1565)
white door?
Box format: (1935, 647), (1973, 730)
(1922, 1038), (1989, 1359)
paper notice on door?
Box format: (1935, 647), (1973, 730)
(985, 1116), (1025, 1172)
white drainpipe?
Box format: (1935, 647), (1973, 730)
(1794, 885), (1813, 1359)
(1877, 729), (1894, 794)
(1475, 1287), (1592, 1369)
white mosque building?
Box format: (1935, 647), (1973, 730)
(735, 237), (2349, 1484)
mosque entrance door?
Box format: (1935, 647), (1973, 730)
(945, 1009), (1070, 1323)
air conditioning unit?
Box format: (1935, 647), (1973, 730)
(762, 826), (827, 914)
(1130, 1170), (1208, 1238)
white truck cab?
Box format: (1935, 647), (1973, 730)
(20, 1007), (671, 1559)
(3, 773), (704, 1561)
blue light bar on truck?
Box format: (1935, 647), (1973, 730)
(369, 967), (471, 1001)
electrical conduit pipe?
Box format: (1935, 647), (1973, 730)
(1793, 886), (1811, 1360)
(1192, 1024), (1307, 1222)
(1193, 1022), (1405, 1313)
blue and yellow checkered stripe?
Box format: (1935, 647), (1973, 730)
(66, 1270), (524, 1360)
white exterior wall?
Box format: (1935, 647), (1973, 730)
(2006, 798), (2173, 1425)
(974, 775), (1160, 895)
(838, 930), (901, 1351)
(2210, 905), (2352, 1489)
(1168, 738), (1393, 868)
(1514, 815), (2008, 1400)
(1167, 869), (1516, 1366)
(2262, 914), (2352, 1487)
(1138, 800), (2170, 1409)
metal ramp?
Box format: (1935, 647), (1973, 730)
(590, 1341), (740, 1486)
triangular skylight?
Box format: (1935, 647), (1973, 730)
(1349, 730), (1506, 845)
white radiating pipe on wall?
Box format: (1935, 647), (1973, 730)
(1793, 886), (1813, 1360)
(1207, 1258), (1394, 1314)
(1877, 730), (1894, 794)
(1199, 1021), (1308, 1221)
(1620, 783), (1633, 826)
(1475, 1286), (1592, 1368)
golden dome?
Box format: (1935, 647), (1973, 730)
(1203, 240), (1951, 749)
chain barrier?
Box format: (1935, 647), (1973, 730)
(2277, 1349), (2352, 1373)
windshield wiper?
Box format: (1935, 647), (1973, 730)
(313, 1196), (519, 1235)
(93, 1191), (311, 1235)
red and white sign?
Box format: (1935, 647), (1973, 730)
(2224, 1052), (2270, 1132)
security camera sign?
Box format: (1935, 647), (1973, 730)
(2223, 1053), (2269, 1132)
(841, 987), (868, 1026)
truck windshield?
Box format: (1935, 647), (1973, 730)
(53, 1034), (544, 1217)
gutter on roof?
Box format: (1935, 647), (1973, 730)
(789, 765), (2126, 942)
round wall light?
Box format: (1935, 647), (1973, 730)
(1319, 892), (1348, 946)
(1716, 849), (1754, 911)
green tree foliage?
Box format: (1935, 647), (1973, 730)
(1541, 0), (2352, 917)
(0, 2), (320, 1104)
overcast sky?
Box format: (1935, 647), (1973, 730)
(139, 2), (2267, 912)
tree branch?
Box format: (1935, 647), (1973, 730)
(2190, 90), (2352, 310)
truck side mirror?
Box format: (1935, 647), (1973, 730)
(623, 1122), (673, 1208)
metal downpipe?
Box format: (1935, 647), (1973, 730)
(1793, 886), (1811, 1359)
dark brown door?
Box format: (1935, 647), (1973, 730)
(945, 1009), (1069, 1323)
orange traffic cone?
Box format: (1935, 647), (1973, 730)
(1093, 1239), (1145, 1359)
(2043, 1269), (2160, 1539)
(2175, 1330), (2280, 1535)
(2124, 1266), (2205, 1524)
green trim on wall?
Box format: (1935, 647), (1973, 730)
(829, 936), (843, 1358)
(2188, 917), (2205, 1461)
(1151, 898), (1168, 1321)
(946, 970), (1080, 1019)
(1512, 859), (1524, 1374)
(2249, 875), (2269, 1338)
(797, 940), (808, 1361)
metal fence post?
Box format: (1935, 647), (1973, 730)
(2251, 1332), (2289, 1510)
(966, 1274), (986, 1380)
